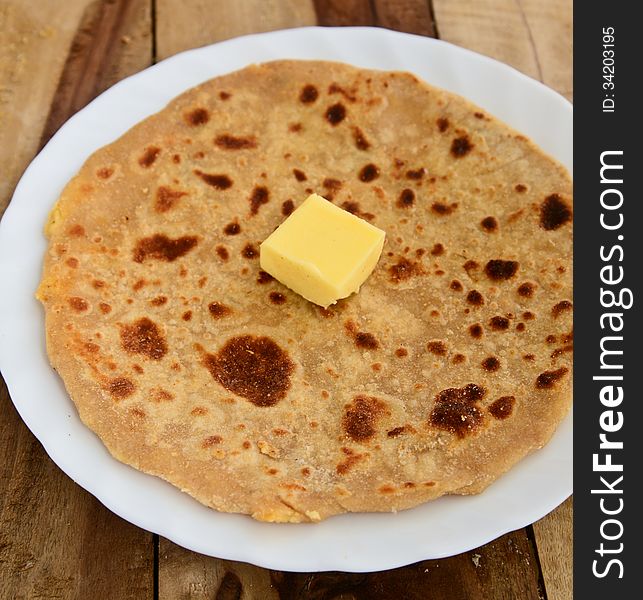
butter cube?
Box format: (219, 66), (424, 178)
(260, 194), (385, 307)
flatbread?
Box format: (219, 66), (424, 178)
(37, 60), (572, 522)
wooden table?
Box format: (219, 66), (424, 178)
(0, 1), (572, 598)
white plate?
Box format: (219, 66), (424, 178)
(0, 26), (572, 572)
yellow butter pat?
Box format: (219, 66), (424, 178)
(260, 194), (385, 308)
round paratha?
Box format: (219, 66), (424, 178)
(37, 60), (572, 522)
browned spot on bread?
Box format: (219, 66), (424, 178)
(397, 188), (415, 208)
(224, 222), (241, 235)
(288, 122), (302, 132)
(292, 168), (307, 181)
(121, 317), (167, 360)
(133, 279), (146, 291)
(489, 396), (515, 419)
(219, 91), (231, 100)
(328, 82), (357, 101)
(150, 388), (174, 403)
(464, 260), (479, 276)
(281, 199), (295, 216)
(437, 117), (449, 132)
(241, 243), (258, 259)
(395, 347), (408, 358)
(485, 259), (518, 281)
(336, 448), (366, 475)
(474, 112), (485, 119)
(155, 186), (187, 213)
(451, 136), (473, 157)
(552, 300), (573, 317)
(489, 316), (510, 330)
(257, 270), (274, 284)
(96, 167), (113, 179)
(133, 234), (198, 263)
(99, 303), (111, 314)
(129, 407), (146, 418)
(389, 257), (424, 282)
(518, 282), (535, 297)
(269, 292), (286, 305)
(352, 126), (371, 150)
(193, 169), (233, 189)
(536, 367), (569, 389)
(540, 194), (572, 230)
(431, 243), (444, 256)
(172, 154), (181, 164)
(66, 258), (78, 268)
(354, 332), (379, 349)
(524, 354), (535, 361)
(431, 202), (457, 216)
(299, 84), (318, 103)
(515, 183), (528, 193)
(322, 178), (342, 200)
(551, 345), (574, 359)
(69, 297), (88, 312)
(214, 134), (257, 150)
(191, 406), (208, 416)
(301, 467), (311, 477)
(106, 377), (135, 400)
(209, 302), (232, 319)
(452, 353), (466, 364)
(216, 245), (229, 261)
(450, 280), (463, 292)
(185, 108), (209, 125)
(481, 216), (498, 232)
(516, 322), (526, 331)
(427, 341), (447, 356)
(138, 146), (160, 168)
(343, 395), (387, 443)
(482, 356), (501, 372)
(379, 485), (395, 494)
(93, 280), (105, 289)
(325, 103), (346, 125)
(466, 290), (484, 306)
(341, 201), (374, 221)
(358, 163), (380, 182)
(150, 295), (167, 306)
(203, 335), (294, 407)
(69, 224), (85, 237)
(406, 167), (426, 180)
(430, 383), (486, 438)
(242, 441), (251, 450)
(182, 310), (192, 321)
(387, 426), (407, 438)
(249, 185), (269, 215)
(202, 435), (222, 448)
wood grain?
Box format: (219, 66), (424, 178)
(0, 0), (155, 598)
(42, 0), (152, 145)
(532, 498), (573, 600)
(156, 0), (317, 61)
(433, 0), (572, 100)
(0, 0), (88, 215)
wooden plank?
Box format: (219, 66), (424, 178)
(159, 539), (278, 599)
(0, 0), (88, 215)
(372, 0), (436, 37)
(433, 0), (572, 100)
(1, 1), (155, 597)
(41, 0), (153, 145)
(159, 527), (543, 600)
(156, 0), (317, 61)
(532, 498), (573, 600)
(313, 0), (374, 26)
